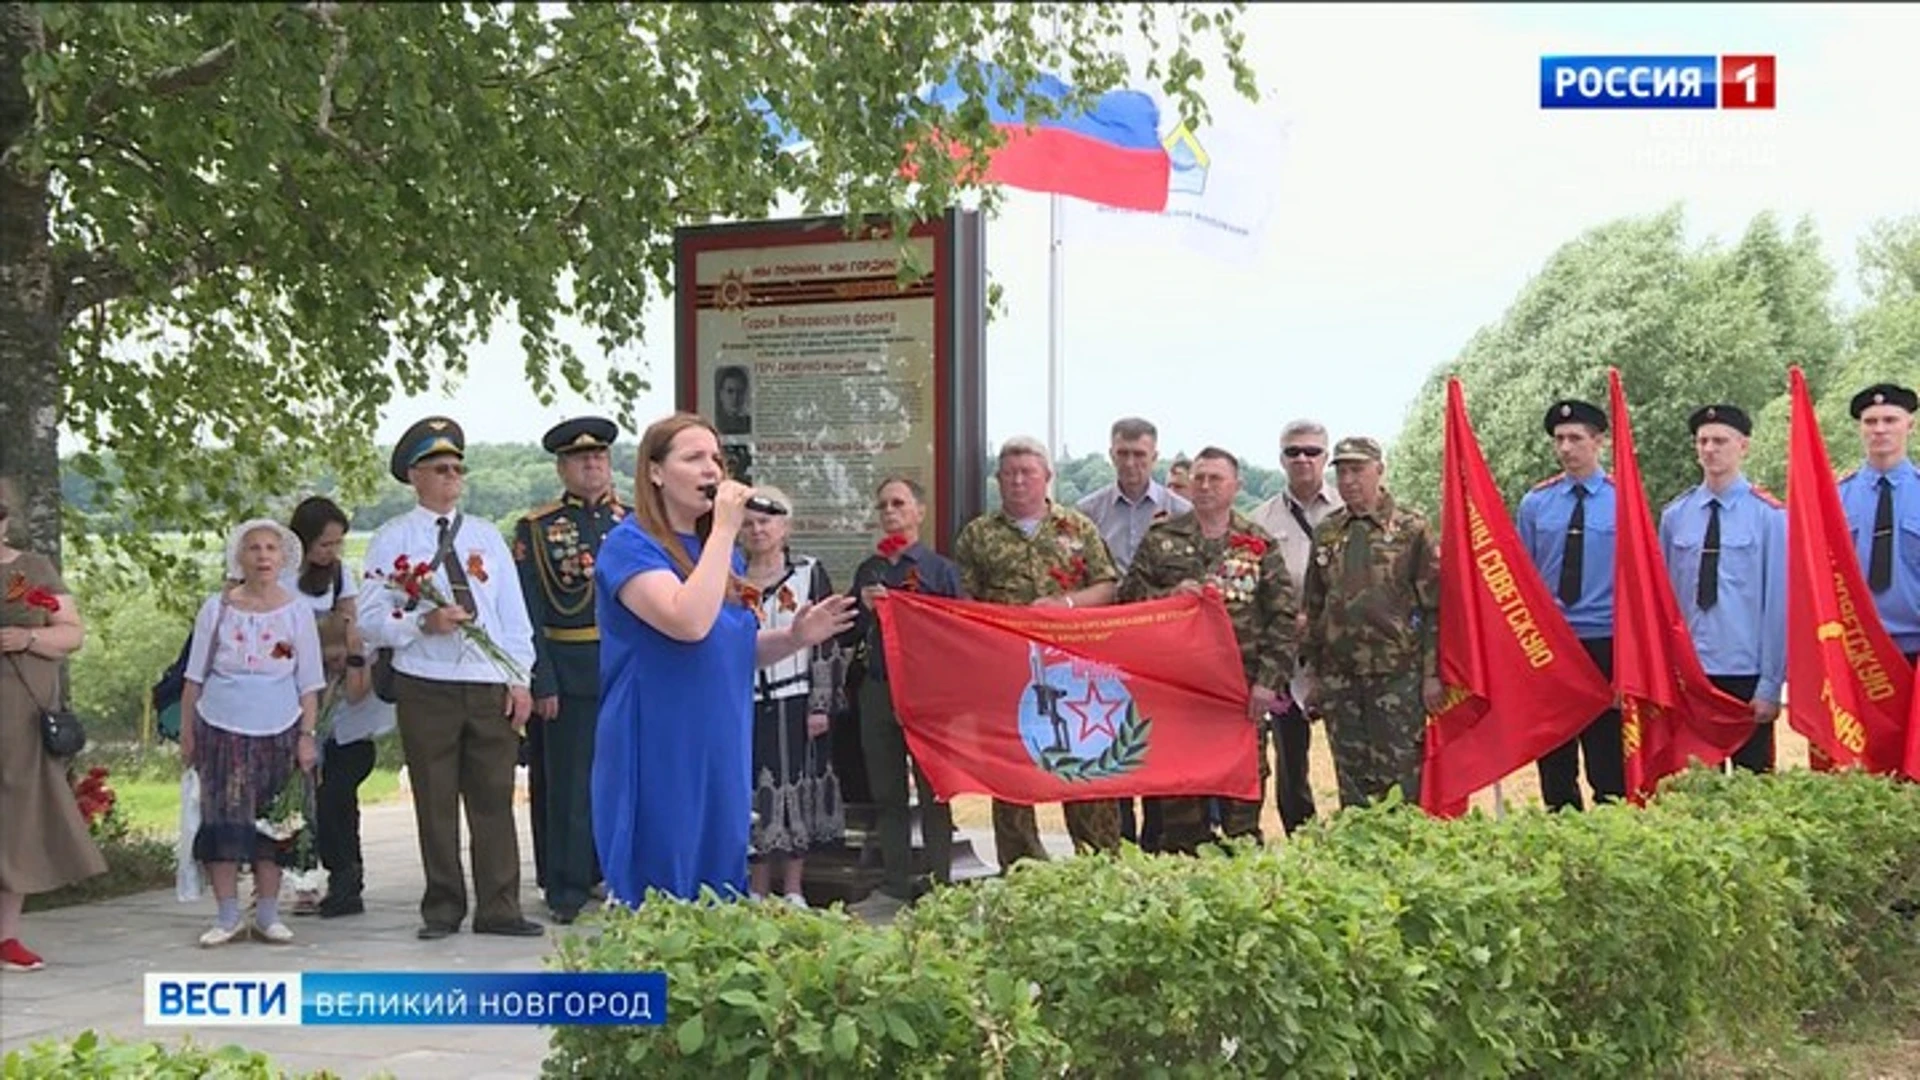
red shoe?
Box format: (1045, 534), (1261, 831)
(0, 938), (45, 972)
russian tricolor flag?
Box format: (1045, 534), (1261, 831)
(922, 64), (1172, 213)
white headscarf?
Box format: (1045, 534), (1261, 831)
(225, 518), (304, 583)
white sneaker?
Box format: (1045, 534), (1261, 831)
(199, 923), (244, 948)
(254, 921), (295, 944)
(783, 893), (810, 910)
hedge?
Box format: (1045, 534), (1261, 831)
(544, 768), (1920, 1078)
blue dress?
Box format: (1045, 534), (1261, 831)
(592, 520), (759, 904)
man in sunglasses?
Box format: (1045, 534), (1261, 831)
(1249, 419), (1342, 835)
(359, 415), (542, 941)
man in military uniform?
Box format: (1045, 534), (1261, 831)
(1119, 447), (1297, 853)
(953, 436), (1123, 868)
(1659, 404), (1785, 773)
(1838, 383), (1920, 666)
(1300, 437), (1444, 811)
(1516, 399), (1623, 811)
(512, 416), (625, 924)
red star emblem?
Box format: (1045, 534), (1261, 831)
(1063, 681), (1125, 743)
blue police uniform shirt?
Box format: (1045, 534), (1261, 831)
(1516, 470), (1615, 640)
(1838, 458), (1920, 653)
(1658, 475), (1787, 703)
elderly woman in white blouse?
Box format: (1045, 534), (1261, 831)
(179, 518), (325, 947)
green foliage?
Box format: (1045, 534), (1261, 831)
(11, 2), (1255, 586)
(1389, 206), (1829, 519)
(545, 893), (1067, 1077)
(1, 1030), (353, 1079)
(548, 770), (1920, 1077)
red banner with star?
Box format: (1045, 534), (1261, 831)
(873, 590), (1260, 804)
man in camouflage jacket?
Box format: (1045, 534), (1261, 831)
(1119, 447), (1297, 853)
(1301, 437), (1445, 811)
(953, 436), (1123, 868)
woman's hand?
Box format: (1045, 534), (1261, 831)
(297, 732), (318, 772)
(0, 627), (31, 654)
(179, 725), (196, 767)
(790, 594), (858, 647)
(708, 479), (754, 537)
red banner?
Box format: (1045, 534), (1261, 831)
(1607, 368), (1754, 802)
(1421, 377), (1615, 817)
(873, 590), (1260, 804)
(1785, 366), (1912, 774)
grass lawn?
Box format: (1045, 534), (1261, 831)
(114, 766), (404, 839)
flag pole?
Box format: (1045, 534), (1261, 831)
(1047, 192), (1065, 463)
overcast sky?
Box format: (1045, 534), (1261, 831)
(376, 2), (1920, 470)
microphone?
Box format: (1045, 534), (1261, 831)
(699, 483), (788, 516)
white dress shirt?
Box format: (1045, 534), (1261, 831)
(186, 594), (327, 736)
(1250, 482), (1343, 703)
(357, 505), (537, 688)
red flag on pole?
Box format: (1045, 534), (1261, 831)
(1606, 368), (1754, 802)
(1786, 366), (1912, 774)
(873, 590), (1261, 804)
(1420, 377), (1615, 817)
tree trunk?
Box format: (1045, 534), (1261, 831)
(0, 3), (64, 571)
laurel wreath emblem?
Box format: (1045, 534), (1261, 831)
(1037, 702), (1153, 782)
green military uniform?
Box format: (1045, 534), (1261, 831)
(1301, 445), (1439, 812)
(1118, 510), (1298, 853)
(953, 501), (1123, 866)
(512, 417), (625, 922)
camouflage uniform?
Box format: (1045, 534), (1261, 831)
(1301, 488), (1439, 811)
(953, 502), (1124, 866)
(1118, 510), (1298, 854)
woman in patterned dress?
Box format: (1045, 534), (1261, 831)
(737, 486), (846, 906)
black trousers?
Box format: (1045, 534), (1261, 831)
(1706, 674), (1772, 774)
(316, 736), (378, 902)
(526, 710), (548, 892)
(538, 694), (602, 916)
(1537, 637), (1626, 811)
(1271, 702), (1317, 835)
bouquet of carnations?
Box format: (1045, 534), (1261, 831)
(369, 554), (528, 684)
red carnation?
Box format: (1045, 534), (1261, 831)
(393, 554), (411, 572)
(877, 533), (910, 559)
(1229, 533), (1269, 557)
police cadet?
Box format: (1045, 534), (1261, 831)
(512, 416), (626, 924)
(1298, 437), (1442, 811)
(1659, 404), (1786, 773)
(1118, 447), (1296, 852)
(1516, 399), (1624, 811)
(1839, 383), (1920, 666)
(953, 436), (1123, 868)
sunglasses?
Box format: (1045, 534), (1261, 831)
(422, 462), (468, 477)
(1282, 446), (1326, 459)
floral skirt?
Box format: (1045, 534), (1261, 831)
(749, 695), (845, 858)
(192, 716), (303, 866)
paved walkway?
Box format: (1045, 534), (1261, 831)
(0, 783), (1068, 1078)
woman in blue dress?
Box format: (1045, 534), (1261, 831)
(592, 413), (856, 905)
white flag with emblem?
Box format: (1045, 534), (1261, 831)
(1059, 90), (1289, 264)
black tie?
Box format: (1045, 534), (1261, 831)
(1289, 501), (1314, 541)
(1697, 499), (1721, 610)
(436, 516), (477, 612)
(1870, 477), (1895, 593)
(1558, 485), (1586, 607)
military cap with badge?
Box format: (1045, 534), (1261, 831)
(1850, 383), (1920, 419)
(1543, 399), (1608, 435)
(390, 416), (467, 483)
(542, 416), (619, 457)
(1687, 403), (1752, 436)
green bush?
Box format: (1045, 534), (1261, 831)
(544, 769), (1920, 1078)
(0, 1029), (356, 1079)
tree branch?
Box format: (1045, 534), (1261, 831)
(301, 1), (383, 165)
(85, 40), (239, 123)
(54, 240), (225, 325)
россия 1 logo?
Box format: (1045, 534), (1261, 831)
(1539, 55), (1776, 110)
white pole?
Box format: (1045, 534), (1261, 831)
(1493, 780), (1506, 819)
(1047, 192), (1065, 464)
